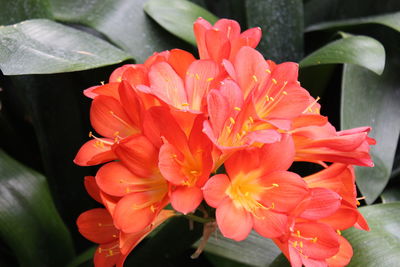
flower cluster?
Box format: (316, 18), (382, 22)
(75, 18), (375, 267)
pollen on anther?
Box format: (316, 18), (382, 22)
(249, 116), (254, 123)
(229, 117), (236, 124)
(299, 241), (304, 248)
(190, 170), (199, 174)
(296, 230), (301, 237)
(252, 75), (258, 82)
(195, 73), (200, 80)
(89, 131), (93, 138)
(266, 69), (271, 74)
(337, 229), (342, 235)
(150, 205), (156, 213)
(283, 91), (288, 95)
(312, 237), (318, 243)
(272, 183), (279, 187)
(272, 78), (277, 84)
(206, 77), (214, 82)
(234, 106), (241, 111)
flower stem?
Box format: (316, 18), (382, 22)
(183, 213), (215, 224)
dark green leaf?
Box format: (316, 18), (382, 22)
(343, 203), (400, 266)
(304, 0), (400, 27)
(67, 246), (96, 267)
(300, 35), (385, 75)
(0, 19), (131, 75)
(0, 149), (75, 267)
(144, 0), (218, 45)
(0, 0), (53, 25)
(307, 11), (400, 33)
(246, 0), (304, 62)
(126, 216), (203, 265)
(50, 0), (192, 63)
(381, 187), (400, 203)
(201, 231), (280, 267)
(269, 253), (290, 267)
(341, 56), (400, 203)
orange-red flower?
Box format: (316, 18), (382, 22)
(203, 135), (309, 240)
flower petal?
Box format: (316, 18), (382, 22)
(77, 208), (118, 244)
(326, 236), (353, 267)
(203, 174), (230, 207)
(253, 209), (288, 238)
(170, 186), (203, 214)
(84, 176), (102, 204)
(299, 188), (341, 221)
(74, 139), (116, 166)
(216, 198), (253, 241)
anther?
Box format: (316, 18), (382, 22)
(182, 103), (190, 107)
(272, 78), (277, 84)
(249, 116), (254, 123)
(272, 183), (279, 187)
(190, 170), (199, 174)
(283, 91), (288, 95)
(299, 241), (303, 248)
(234, 106), (241, 111)
(337, 229), (342, 235)
(252, 75), (258, 82)
(206, 77), (214, 82)
(266, 69), (271, 74)
(195, 73), (200, 80)
(312, 237), (318, 243)
(100, 81), (105, 85)
(229, 117), (236, 124)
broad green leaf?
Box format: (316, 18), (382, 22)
(0, 19), (131, 75)
(343, 203), (400, 266)
(246, 0), (304, 62)
(0, 149), (75, 267)
(341, 54), (400, 203)
(144, 0), (218, 45)
(66, 246), (96, 267)
(0, 0), (53, 25)
(200, 231), (280, 267)
(306, 11), (400, 33)
(304, 0), (400, 27)
(381, 187), (400, 203)
(300, 35), (385, 75)
(269, 253), (290, 267)
(50, 0), (192, 63)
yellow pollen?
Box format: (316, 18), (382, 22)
(206, 77), (214, 82)
(299, 241), (304, 248)
(229, 117), (236, 124)
(266, 69), (271, 74)
(236, 133), (242, 139)
(270, 97), (275, 101)
(181, 103), (190, 107)
(297, 230), (301, 237)
(113, 131), (120, 137)
(272, 78), (277, 84)
(195, 73), (200, 80)
(265, 96), (270, 101)
(312, 237), (318, 243)
(244, 192), (250, 196)
(252, 75), (258, 82)
(303, 96), (321, 114)
(249, 116), (254, 123)
(283, 91), (288, 95)
(337, 229), (342, 235)
(234, 106), (241, 111)
(150, 205), (156, 213)
(89, 131), (93, 138)
(293, 241), (298, 248)
(226, 126), (232, 133)
(272, 183), (279, 187)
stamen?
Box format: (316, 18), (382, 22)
(299, 241), (304, 248)
(234, 106), (241, 111)
(272, 78), (277, 84)
(181, 103), (190, 107)
(272, 183), (279, 187)
(266, 69), (271, 74)
(252, 75), (258, 82)
(206, 77), (214, 82)
(283, 91), (288, 95)
(89, 131), (114, 145)
(229, 117), (236, 124)
(109, 110), (132, 128)
(302, 96), (320, 114)
(195, 73), (200, 80)
(248, 116), (254, 123)
(337, 229), (342, 235)
(100, 81), (105, 85)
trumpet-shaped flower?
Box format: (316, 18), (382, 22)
(203, 135), (309, 240)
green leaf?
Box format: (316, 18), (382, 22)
(0, 19), (131, 75)
(381, 186), (400, 203)
(246, 0), (304, 62)
(0, 149), (75, 267)
(50, 0), (192, 63)
(269, 253), (290, 267)
(341, 44), (400, 203)
(343, 203), (400, 266)
(0, 0), (53, 25)
(304, 0), (400, 27)
(306, 11), (400, 33)
(300, 35), (385, 75)
(201, 231), (280, 267)
(144, 0), (218, 45)
(66, 246), (96, 267)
